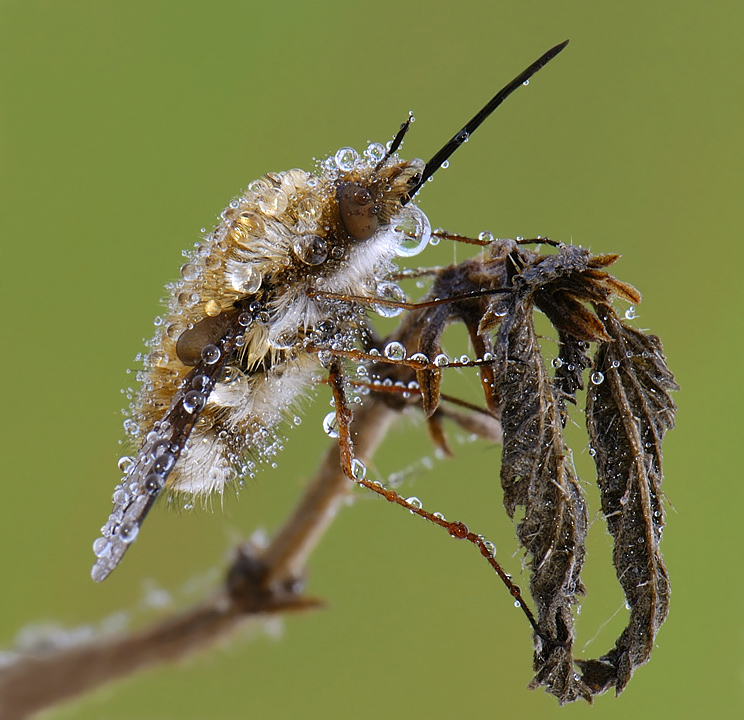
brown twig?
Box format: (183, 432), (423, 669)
(0, 399), (398, 720)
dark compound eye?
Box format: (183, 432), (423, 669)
(337, 182), (378, 241)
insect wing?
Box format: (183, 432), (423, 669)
(91, 317), (241, 581)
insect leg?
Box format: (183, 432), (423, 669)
(326, 361), (540, 633)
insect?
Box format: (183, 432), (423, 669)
(90, 42), (570, 582)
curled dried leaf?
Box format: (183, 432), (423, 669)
(494, 284), (591, 703)
(581, 303), (678, 694)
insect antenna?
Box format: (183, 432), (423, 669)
(406, 39), (569, 200)
(375, 113), (414, 170)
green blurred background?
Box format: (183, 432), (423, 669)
(1, 1), (742, 718)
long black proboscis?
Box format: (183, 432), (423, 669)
(407, 39), (569, 199)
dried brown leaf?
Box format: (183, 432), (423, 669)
(580, 303), (678, 694)
(494, 285), (591, 703)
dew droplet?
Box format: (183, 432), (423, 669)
(335, 147), (358, 172)
(322, 411), (339, 438)
(483, 540), (497, 557)
(204, 299), (221, 317)
(374, 282), (406, 318)
(350, 458), (367, 480)
(408, 352), (428, 365)
(229, 264), (262, 294)
(112, 488), (128, 505)
(590, 371), (605, 385)
(144, 473), (162, 494)
(149, 349), (169, 367)
(92, 538), (110, 557)
(180, 263), (198, 281)
(297, 196), (323, 223)
(449, 521), (469, 539)
(257, 185), (288, 216)
(293, 234), (328, 265)
(364, 142), (386, 165)
(393, 206), (432, 257)
(201, 344), (220, 365)
(406, 496), (423, 510)
(383, 341), (406, 361)
(236, 210), (264, 237)
(433, 353), (449, 367)
(119, 522), (139, 544)
(191, 374), (210, 392)
(118, 456), (134, 473)
(182, 390), (206, 414)
(271, 328), (299, 350)
(478, 230), (494, 243)
(624, 306), (637, 320)
(152, 452), (175, 476)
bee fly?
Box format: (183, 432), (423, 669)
(91, 40), (570, 582)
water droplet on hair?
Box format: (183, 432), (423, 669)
(393, 206), (431, 257)
(406, 496), (423, 511)
(364, 142), (386, 165)
(374, 282), (406, 318)
(322, 411), (339, 438)
(297, 196), (323, 223)
(293, 234), (328, 265)
(624, 306), (637, 320)
(449, 521), (469, 538)
(590, 371), (605, 385)
(257, 185), (288, 216)
(204, 300), (221, 317)
(350, 458), (367, 480)
(229, 264), (262, 294)
(383, 341), (406, 361)
(335, 147), (359, 172)
(180, 263), (198, 281)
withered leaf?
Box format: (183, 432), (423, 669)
(580, 303), (678, 695)
(390, 240), (675, 703)
(494, 282), (591, 703)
